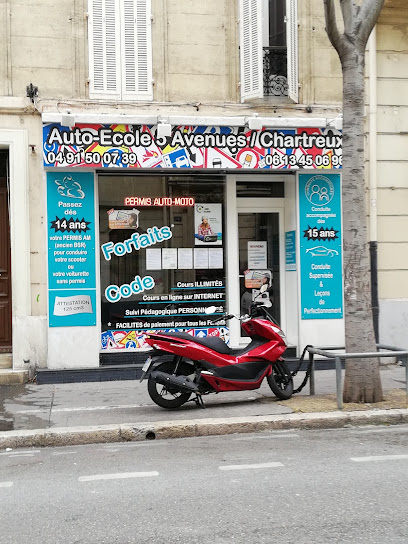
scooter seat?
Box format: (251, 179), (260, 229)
(161, 332), (233, 354)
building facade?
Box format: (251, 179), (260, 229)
(0, 0), (406, 377)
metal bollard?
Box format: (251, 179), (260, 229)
(335, 356), (343, 410)
(309, 351), (315, 396)
(403, 356), (408, 396)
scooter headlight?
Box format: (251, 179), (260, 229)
(272, 325), (287, 342)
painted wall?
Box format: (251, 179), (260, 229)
(376, 3), (408, 347)
(0, 0), (343, 109)
(302, 0), (342, 105)
(0, 115), (47, 370)
(0, 113), (47, 318)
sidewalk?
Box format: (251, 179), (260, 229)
(0, 364), (407, 449)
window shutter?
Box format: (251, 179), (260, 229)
(239, 0), (263, 102)
(88, 0), (121, 99)
(286, 0), (299, 102)
(121, 0), (153, 101)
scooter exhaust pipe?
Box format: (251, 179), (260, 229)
(151, 371), (199, 394)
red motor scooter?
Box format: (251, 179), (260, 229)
(139, 298), (294, 409)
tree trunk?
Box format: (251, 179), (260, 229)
(341, 48), (383, 403)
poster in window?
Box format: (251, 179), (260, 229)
(178, 248), (193, 269)
(248, 241), (267, 269)
(194, 248), (209, 269)
(162, 248), (177, 269)
(108, 208), (139, 229)
(209, 248), (224, 269)
(146, 248), (162, 270)
(194, 203), (222, 245)
(245, 269), (272, 289)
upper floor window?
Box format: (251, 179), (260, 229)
(88, 0), (153, 101)
(239, 0), (298, 103)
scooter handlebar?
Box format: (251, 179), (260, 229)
(209, 313), (236, 324)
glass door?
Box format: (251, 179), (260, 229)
(224, 181), (285, 348)
(238, 211), (281, 326)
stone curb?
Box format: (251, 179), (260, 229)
(1, 408), (408, 450)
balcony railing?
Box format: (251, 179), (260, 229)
(263, 46), (288, 97)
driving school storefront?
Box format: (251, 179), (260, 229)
(42, 117), (345, 369)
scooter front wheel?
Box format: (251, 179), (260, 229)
(267, 361), (294, 400)
(148, 360), (195, 409)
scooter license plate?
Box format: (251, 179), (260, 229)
(142, 356), (153, 372)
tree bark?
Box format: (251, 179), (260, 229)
(341, 48), (383, 403)
(323, 0), (384, 403)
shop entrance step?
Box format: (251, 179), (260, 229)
(0, 354), (12, 369)
(36, 364), (143, 385)
(0, 369), (28, 385)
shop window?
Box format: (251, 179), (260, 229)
(239, 0), (298, 102)
(99, 175), (227, 351)
(236, 181), (284, 198)
(0, 151), (8, 177)
(88, 0), (153, 101)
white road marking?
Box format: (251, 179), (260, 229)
(234, 434), (299, 441)
(350, 426), (408, 435)
(99, 442), (168, 450)
(219, 462), (284, 471)
(13, 404), (147, 414)
(0, 482), (13, 488)
(52, 451), (78, 456)
(4, 453), (35, 458)
(350, 454), (408, 463)
(0, 450), (40, 456)
(78, 471), (159, 482)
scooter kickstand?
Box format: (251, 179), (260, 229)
(195, 394), (205, 409)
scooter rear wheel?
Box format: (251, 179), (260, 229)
(267, 361), (294, 400)
(148, 360), (195, 409)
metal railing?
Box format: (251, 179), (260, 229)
(263, 46), (288, 97)
(305, 344), (408, 410)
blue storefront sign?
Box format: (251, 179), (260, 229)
(47, 172), (96, 326)
(285, 231), (296, 271)
(299, 173), (343, 319)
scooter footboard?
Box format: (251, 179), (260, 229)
(200, 361), (271, 392)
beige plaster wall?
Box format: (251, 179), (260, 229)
(376, 4), (408, 300)
(0, 2), (11, 96)
(0, 0), (344, 107)
(0, 0), (87, 100)
(0, 111), (46, 316)
(303, 0), (342, 105)
(153, 0), (237, 103)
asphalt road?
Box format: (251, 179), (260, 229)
(1, 424), (408, 543)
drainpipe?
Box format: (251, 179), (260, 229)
(368, 28), (379, 343)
